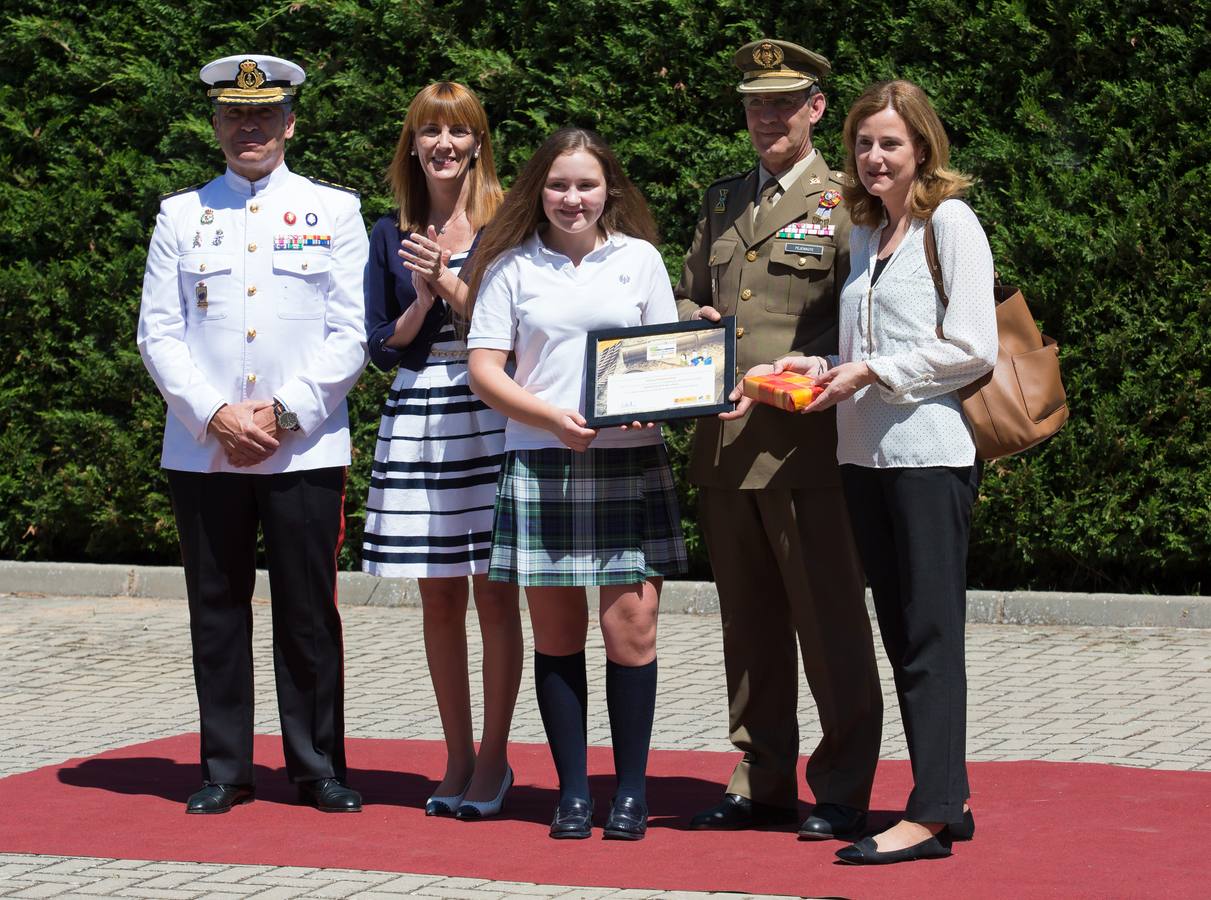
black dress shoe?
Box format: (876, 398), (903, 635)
(298, 777), (362, 813)
(946, 808), (975, 841)
(689, 793), (796, 831)
(836, 833), (952, 865)
(797, 802), (868, 841)
(186, 783), (254, 814)
(603, 795), (648, 841)
(549, 797), (594, 839)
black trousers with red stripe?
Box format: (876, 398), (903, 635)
(167, 467), (347, 787)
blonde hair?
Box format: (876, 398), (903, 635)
(842, 80), (974, 228)
(464, 127), (659, 315)
(386, 81), (503, 233)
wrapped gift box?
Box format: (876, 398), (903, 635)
(741, 372), (822, 412)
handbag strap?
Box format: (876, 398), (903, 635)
(923, 217), (949, 308)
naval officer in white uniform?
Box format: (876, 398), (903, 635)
(137, 54), (369, 814)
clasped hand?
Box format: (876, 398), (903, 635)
(208, 400), (279, 467)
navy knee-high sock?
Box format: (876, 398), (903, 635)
(534, 650), (589, 802)
(606, 658), (657, 801)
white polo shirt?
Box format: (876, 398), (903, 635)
(467, 231), (677, 451)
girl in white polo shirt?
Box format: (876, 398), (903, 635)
(466, 127), (687, 842)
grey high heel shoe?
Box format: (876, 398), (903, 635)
(454, 766), (514, 820)
(425, 775), (472, 817)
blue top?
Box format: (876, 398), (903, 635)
(363, 214), (479, 372)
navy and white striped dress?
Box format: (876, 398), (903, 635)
(361, 251), (507, 577)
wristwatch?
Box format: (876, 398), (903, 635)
(272, 398), (299, 432)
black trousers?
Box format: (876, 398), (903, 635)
(167, 467), (347, 786)
(840, 463), (978, 823)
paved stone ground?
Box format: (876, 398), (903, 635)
(1, 592), (1209, 898)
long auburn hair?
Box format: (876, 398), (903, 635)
(464, 127), (660, 314)
(842, 80), (974, 228)
(387, 81), (503, 233)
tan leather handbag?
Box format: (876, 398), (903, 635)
(924, 219), (1069, 460)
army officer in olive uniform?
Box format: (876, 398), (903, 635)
(137, 55), (368, 815)
(677, 40), (883, 840)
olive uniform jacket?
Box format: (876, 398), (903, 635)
(675, 153), (852, 490)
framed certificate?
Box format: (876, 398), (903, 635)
(582, 317), (737, 428)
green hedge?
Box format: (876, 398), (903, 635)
(1, 0), (1207, 592)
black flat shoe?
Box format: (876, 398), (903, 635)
(549, 797), (594, 839)
(946, 808), (975, 841)
(836, 833), (952, 865)
(186, 782), (254, 814)
(688, 793), (797, 830)
(298, 777), (362, 813)
(798, 802), (868, 841)
(603, 795), (648, 841)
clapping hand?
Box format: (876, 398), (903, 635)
(399, 226), (450, 283)
(412, 269), (439, 312)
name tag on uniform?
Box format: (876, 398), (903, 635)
(784, 242), (825, 256)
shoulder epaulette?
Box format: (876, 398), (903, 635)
(828, 169), (854, 187)
(707, 169), (750, 190)
(159, 182), (205, 202)
(308, 176), (361, 197)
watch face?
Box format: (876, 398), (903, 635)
(278, 410), (299, 431)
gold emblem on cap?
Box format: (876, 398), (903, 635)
(753, 42), (784, 69)
(236, 60), (267, 90)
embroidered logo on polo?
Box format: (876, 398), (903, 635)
(777, 220), (835, 238)
(274, 234), (332, 250)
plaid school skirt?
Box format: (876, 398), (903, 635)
(488, 444), (689, 587)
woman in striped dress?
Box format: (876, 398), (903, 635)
(361, 82), (522, 820)
(466, 128), (688, 841)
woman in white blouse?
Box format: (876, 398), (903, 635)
(738, 80), (998, 864)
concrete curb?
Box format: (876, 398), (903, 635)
(1, 560), (1208, 628)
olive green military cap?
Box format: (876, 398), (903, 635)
(734, 39), (831, 93)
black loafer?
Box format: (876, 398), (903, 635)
(186, 783), (254, 814)
(688, 793), (796, 830)
(836, 833), (952, 865)
(603, 795), (648, 841)
(298, 777), (362, 813)
(946, 808), (975, 841)
(797, 802), (868, 841)
(549, 797), (594, 839)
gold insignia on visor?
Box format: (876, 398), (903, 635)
(236, 60), (267, 90)
(753, 41), (784, 69)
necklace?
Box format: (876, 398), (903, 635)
(437, 209), (466, 236)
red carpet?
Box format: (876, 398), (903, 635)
(1, 735), (1208, 898)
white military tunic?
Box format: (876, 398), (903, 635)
(138, 163), (369, 473)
